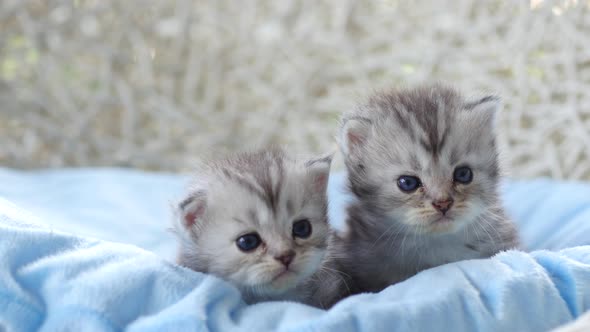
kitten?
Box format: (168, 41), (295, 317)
(173, 148), (334, 306)
(333, 83), (519, 294)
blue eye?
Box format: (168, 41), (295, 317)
(236, 233), (261, 252)
(453, 166), (473, 184)
(292, 219), (312, 239)
(397, 175), (421, 192)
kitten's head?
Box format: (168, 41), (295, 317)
(175, 148), (332, 298)
(339, 84), (501, 235)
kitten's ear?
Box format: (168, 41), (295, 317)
(305, 153), (333, 194)
(464, 95), (500, 129)
(339, 117), (372, 159)
(178, 191), (207, 229)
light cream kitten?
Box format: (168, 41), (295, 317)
(173, 148), (334, 306)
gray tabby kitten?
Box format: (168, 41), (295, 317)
(173, 148), (334, 306)
(334, 83), (519, 294)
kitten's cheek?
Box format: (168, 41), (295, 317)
(230, 260), (267, 287)
(385, 206), (406, 221)
(454, 200), (483, 227)
(295, 248), (325, 279)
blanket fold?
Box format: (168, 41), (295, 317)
(0, 168), (589, 331)
(1, 199), (589, 332)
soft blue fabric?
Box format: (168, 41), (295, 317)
(0, 168), (589, 331)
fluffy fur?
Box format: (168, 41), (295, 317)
(172, 148), (335, 306)
(334, 83), (520, 294)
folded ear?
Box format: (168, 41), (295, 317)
(178, 191), (207, 229)
(463, 95), (500, 130)
(339, 116), (372, 160)
(304, 153), (333, 194)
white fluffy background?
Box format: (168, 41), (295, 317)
(1, 0), (589, 179)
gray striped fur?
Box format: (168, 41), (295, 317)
(331, 83), (519, 297)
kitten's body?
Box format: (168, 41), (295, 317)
(334, 84), (519, 295)
(333, 203), (516, 293)
(173, 148), (337, 307)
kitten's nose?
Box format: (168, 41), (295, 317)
(432, 198), (454, 214)
(274, 250), (295, 267)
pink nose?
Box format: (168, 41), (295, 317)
(274, 251), (295, 267)
(432, 198), (454, 214)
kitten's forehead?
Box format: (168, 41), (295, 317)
(370, 85), (458, 150)
(359, 85), (494, 169)
(202, 152), (325, 233)
(206, 148), (290, 216)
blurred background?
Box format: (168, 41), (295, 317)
(0, 0), (589, 179)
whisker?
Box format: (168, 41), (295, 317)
(369, 221), (399, 249)
(475, 216), (497, 247)
(385, 221), (406, 253)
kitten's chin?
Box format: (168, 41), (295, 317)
(402, 213), (474, 235)
(244, 270), (303, 297)
(268, 269), (302, 291)
(425, 217), (461, 234)
(259, 249), (325, 294)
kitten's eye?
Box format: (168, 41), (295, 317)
(236, 233), (261, 252)
(292, 219), (312, 239)
(397, 175), (421, 192)
(453, 166), (473, 184)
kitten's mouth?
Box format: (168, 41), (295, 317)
(432, 215), (453, 224)
(272, 268), (295, 281)
(423, 212), (473, 234)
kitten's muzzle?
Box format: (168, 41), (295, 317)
(432, 198), (454, 215)
(274, 250), (295, 268)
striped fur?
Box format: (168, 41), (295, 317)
(333, 83), (519, 296)
(172, 148), (335, 306)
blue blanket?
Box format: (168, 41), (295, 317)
(1, 168), (589, 331)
